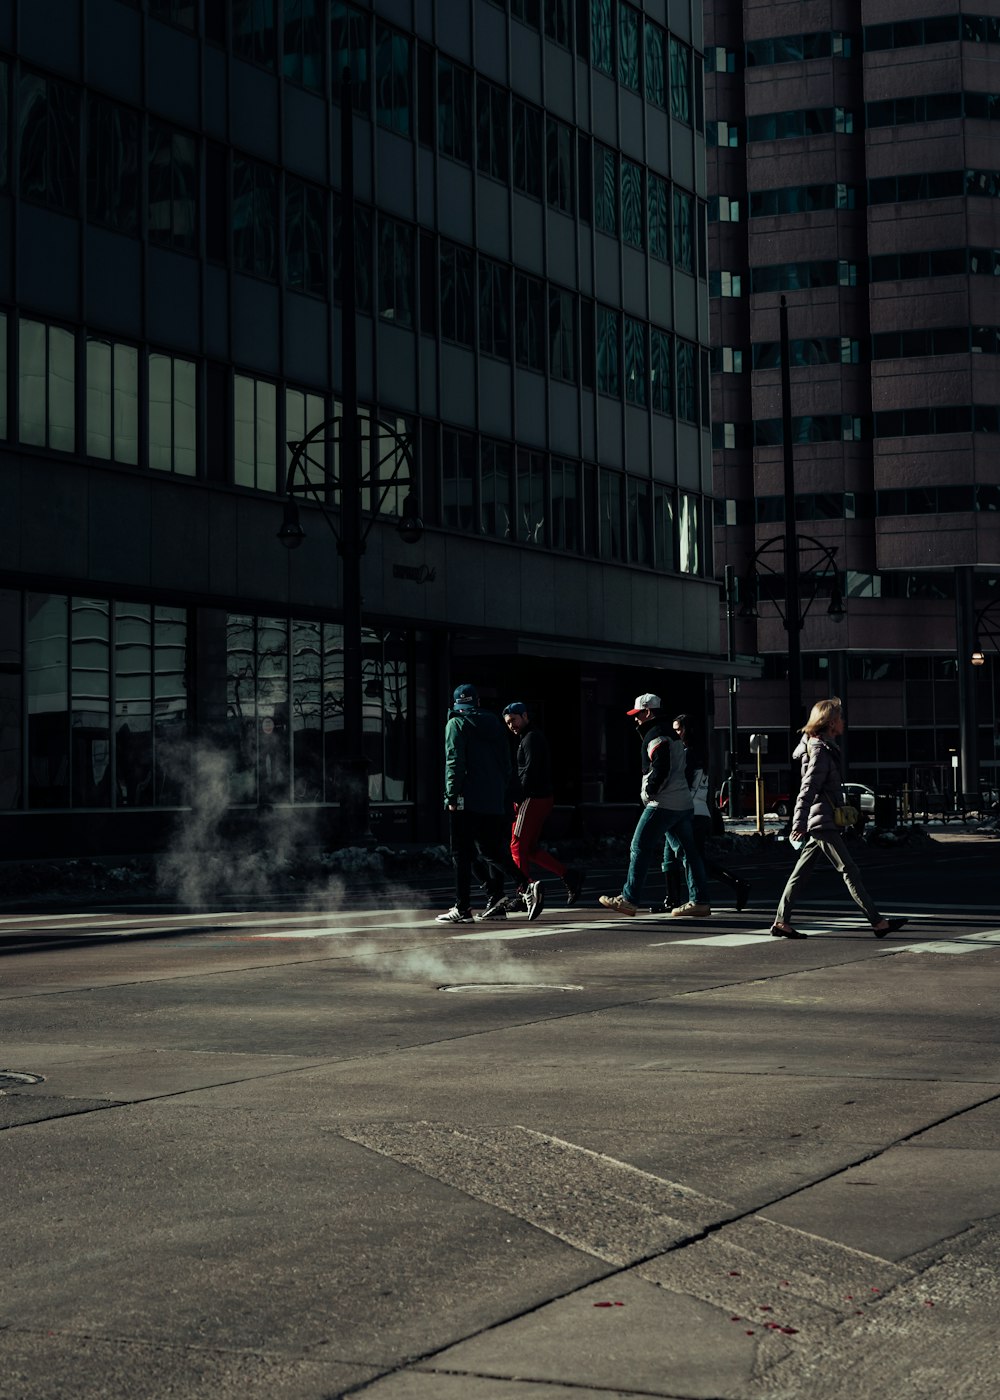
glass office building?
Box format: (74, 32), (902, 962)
(707, 0), (1000, 802)
(0, 0), (723, 855)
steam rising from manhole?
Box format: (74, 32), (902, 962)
(0, 1071), (45, 1087)
(440, 984), (584, 994)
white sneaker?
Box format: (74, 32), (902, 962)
(670, 901), (712, 918)
(599, 895), (638, 916)
(435, 906), (474, 924)
(525, 880), (544, 922)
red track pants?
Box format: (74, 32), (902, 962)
(511, 796), (567, 887)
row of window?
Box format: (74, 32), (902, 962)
(712, 328), (1000, 371)
(870, 169), (1000, 204)
(485, 0), (703, 126)
(710, 249), (1000, 301)
(864, 14), (1000, 51)
(704, 31), (853, 73)
(714, 408), (1000, 449)
(713, 172), (1000, 227)
(0, 60), (708, 279)
(870, 247), (1000, 282)
(745, 106), (854, 142)
(707, 14), (1000, 70)
(426, 427), (707, 574)
(868, 91), (1000, 128)
(0, 588), (415, 810)
(0, 309), (711, 573)
(720, 486), (1000, 526)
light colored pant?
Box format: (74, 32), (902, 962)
(775, 832), (881, 926)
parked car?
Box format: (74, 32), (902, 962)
(718, 784), (791, 817)
(842, 782), (876, 813)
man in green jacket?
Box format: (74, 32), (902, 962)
(436, 683), (540, 924)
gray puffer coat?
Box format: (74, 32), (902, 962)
(791, 735), (845, 835)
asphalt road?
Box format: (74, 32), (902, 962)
(2, 832), (999, 1399)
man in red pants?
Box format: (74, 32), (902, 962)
(493, 702), (584, 912)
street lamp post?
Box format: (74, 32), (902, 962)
(277, 73), (422, 845)
(724, 564), (741, 818)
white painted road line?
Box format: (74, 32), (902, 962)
(657, 932), (776, 947)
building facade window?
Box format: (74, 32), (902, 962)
(669, 38), (691, 123)
(18, 70), (80, 213)
(149, 353), (196, 475)
(513, 99), (544, 199)
(87, 95), (140, 236)
(644, 21), (666, 108)
(546, 116), (573, 211)
(517, 448), (546, 544)
(377, 215), (414, 327)
(591, 0), (613, 75)
(621, 159), (643, 246)
(650, 328), (673, 414)
(597, 306), (620, 397)
(624, 318), (646, 405)
(594, 143), (618, 234)
(747, 32), (853, 65)
(648, 173), (669, 260)
(149, 0), (198, 28)
(285, 176), (326, 296)
(675, 339), (697, 422)
(480, 439), (512, 538)
(550, 457), (579, 551)
(331, 2), (370, 110)
(478, 258), (511, 359)
(18, 319), (75, 453)
(86, 337), (139, 464)
(435, 56), (473, 164)
(0, 312), (7, 439)
(285, 386), (327, 489)
(476, 78), (509, 183)
(673, 188), (693, 270)
(232, 0), (276, 68)
(440, 241), (474, 347)
(233, 373), (277, 491)
(232, 155), (277, 279)
(618, 4), (641, 90)
(375, 24), (411, 136)
(148, 122), (197, 251)
(545, 0), (571, 47)
(283, 0), (324, 90)
(514, 274), (545, 372)
(441, 427), (475, 530)
(549, 286), (576, 382)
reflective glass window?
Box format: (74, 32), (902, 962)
(377, 215), (414, 327)
(675, 339), (696, 422)
(672, 188), (693, 270)
(669, 38), (691, 123)
(233, 374), (277, 491)
(624, 317), (646, 405)
(440, 241), (474, 347)
(476, 79), (509, 182)
(621, 159), (643, 247)
(514, 272), (545, 372)
(19, 319), (75, 453)
(550, 458), (579, 551)
(650, 329), (672, 414)
(549, 287), (576, 382)
(0, 590), (20, 809)
(18, 70), (80, 212)
(86, 337), (138, 464)
(27, 593), (70, 809)
(70, 599), (111, 809)
(438, 57), (473, 164)
(678, 493), (700, 574)
(283, 0), (323, 90)
(517, 448), (546, 544)
(232, 156), (278, 280)
(600, 470), (624, 560)
(148, 122), (197, 251)
(544, 0), (571, 47)
(478, 257), (511, 359)
(618, 4), (640, 90)
(332, 199), (372, 311)
(87, 95), (139, 236)
(514, 100), (544, 199)
(653, 485), (676, 571)
(0, 61), (7, 191)
(285, 176), (326, 296)
(648, 173), (669, 260)
(331, 2), (370, 111)
(149, 353), (197, 476)
(591, 0), (613, 75)
(627, 477), (650, 567)
(594, 144), (617, 234)
(375, 24), (411, 136)
(597, 306), (620, 397)
(291, 617), (323, 801)
(150, 0), (196, 28)
(285, 386), (327, 491)
(644, 22), (666, 108)
(546, 116), (573, 211)
(233, 0), (276, 69)
(480, 440), (512, 538)
(441, 428), (475, 530)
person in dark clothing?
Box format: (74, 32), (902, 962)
(662, 714), (750, 912)
(599, 693), (710, 918)
(436, 683), (536, 925)
(770, 697), (907, 939)
(491, 702), (583, 912)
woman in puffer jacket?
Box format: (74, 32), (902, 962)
(770, 697), (907, 940)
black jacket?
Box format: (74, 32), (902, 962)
(512, 725), (553, 800)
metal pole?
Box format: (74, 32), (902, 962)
(338, 72), (371, 844)
(955, 566), (979, 800)
(725, 565), (740, 818)
(780, 298), (803, 797)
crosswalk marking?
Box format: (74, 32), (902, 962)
(898, 928), (1000, 955)
(655, 932), (774, 947)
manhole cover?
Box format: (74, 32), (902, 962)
(0, 1071), (45, 1087)
(440, 984), (584, 994)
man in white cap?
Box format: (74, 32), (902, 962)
(599, 693), (711, 919)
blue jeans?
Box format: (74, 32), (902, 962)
(622, 804), (708, 906)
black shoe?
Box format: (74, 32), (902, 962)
(525, 880), (544, 922)
(564, 869), (584, 907)
(873, 916), (907, 939)
(735, 880), (751, 912)
(481, 894), (508, 920)
(770, 923), (807, 939)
